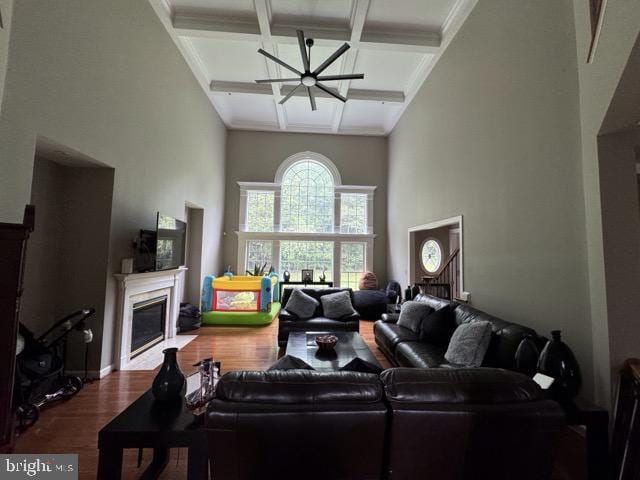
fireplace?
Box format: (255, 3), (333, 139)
(131, 295), (167, 358)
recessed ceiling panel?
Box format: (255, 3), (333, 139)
(269, 0), (353, 25)
(185, 37), (267, 82)
(365, 0), (456, 31)
(354, 50), (430, 92)
(340, 100), (400, 132)
(170, 0), (256, 17)
(284, 96), (336, 127)
(214, 94), (279, 126)
(274, 42), (344, 77)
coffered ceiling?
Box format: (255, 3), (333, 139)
(149, 0), (476, 135)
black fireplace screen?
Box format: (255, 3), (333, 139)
(131, 296), (167, 357)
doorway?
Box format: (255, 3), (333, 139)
(184, 203), (204, 308)
(408, 216), (463, 301)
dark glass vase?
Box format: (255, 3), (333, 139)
(152, 348), (186, 402)
(537, 330), (582, 400)
(514, 334), (540, 377)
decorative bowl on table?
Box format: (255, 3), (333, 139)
(315, 334), (338, 351)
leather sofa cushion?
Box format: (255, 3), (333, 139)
(395, 342), (447, 368)
(413, 293), (457, 311)
(281, 288), (355, 318)
(374, 321), (419, 355)
(453, 304), (537, 369)
(280, 316), (359, 331)
(380, 367), (543, 404)
(216, 370), (383, 404)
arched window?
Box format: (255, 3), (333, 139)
(280, 159), (334, 233)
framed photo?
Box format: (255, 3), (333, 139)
(301, 269), (314, 283)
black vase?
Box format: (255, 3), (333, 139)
(152, 348), (186, 402)
(537, 330), (582, 399)
(514, 334), (540, 377)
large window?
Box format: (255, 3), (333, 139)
(246, 191), (274, 232)
(246, 240), (273, 272)
(340, 193), (367, 234)
(280, 160), (334, 233)
(237, 152), (375, 288)
(280, 241), (333, 282)
(340, 242), (366, 290)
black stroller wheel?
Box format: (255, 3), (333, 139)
(61, 376), (83, 399)
(17, 403), (39, 431)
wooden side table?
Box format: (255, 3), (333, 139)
(97, 390), (208, 480)
(560, 397), (609, 480)
(279, 280), (334, 299)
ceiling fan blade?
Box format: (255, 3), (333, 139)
(313, 43), (350, 75)
(278, 83), (302, 105)
(316, 82), (347, 102)
(255, 78), (300, 83)
(297, 30), (310, 72)
(258, 48), (302, 76)
(316, 73), (365, 81)
(308, 87), (317, 111)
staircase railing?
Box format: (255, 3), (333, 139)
(418, 247), (460, 300)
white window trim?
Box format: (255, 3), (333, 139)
(237, 153), (376, 288)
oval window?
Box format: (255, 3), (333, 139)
(421, 239), (442, 273)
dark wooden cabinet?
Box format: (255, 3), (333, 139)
(0, 206), (34, 452)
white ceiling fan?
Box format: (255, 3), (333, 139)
(255, 30), (365, 111)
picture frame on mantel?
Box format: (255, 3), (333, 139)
(587, 0), (607, 63)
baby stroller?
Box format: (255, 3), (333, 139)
(14, 308), (95, 431)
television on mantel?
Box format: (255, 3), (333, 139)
(154, 212), (186, 271)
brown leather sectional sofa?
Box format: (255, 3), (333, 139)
(206, 368), (563, 480)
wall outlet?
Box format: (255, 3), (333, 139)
(459, 291), (471, 302)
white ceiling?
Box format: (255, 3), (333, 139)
(149, 0), (476, 135)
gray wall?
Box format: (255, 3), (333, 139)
(0, 0), (227, 372)
(0, 0), (13, 113)
(387, 0), (595, 398)
(572, 0), (640, 405)
(598, 129), (640, 389)
(223, 130), (388, 281)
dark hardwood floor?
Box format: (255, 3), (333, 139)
(13, 320), (584, 479)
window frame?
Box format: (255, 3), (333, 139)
(237, 152), (376, 287)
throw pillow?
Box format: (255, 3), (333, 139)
(444, 320), (493, 367)
(321, 290), (358, 319)
(419, 305), (456, 346)
(397, 301), (433, 334)
(268, 355), (314, 371)
(358, 271), (378, 290)
(285, 289), (319, 319)
(339, 357), (383, 374)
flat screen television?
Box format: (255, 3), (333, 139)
(155, 212), (186, 271)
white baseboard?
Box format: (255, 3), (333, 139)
(66, 364), (114, 379)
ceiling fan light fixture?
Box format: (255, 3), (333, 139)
(256, 30), (364, 111)
(301, 75), (316, 87)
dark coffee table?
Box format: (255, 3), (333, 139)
(285, 331), (381, 371)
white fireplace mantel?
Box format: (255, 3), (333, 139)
(113, 267), (187, 370)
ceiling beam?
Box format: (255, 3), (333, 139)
(172, 11), (441, 54)
(253, 0), (286, 130)
(210, 81), (404, 104)
(331, 0), (370, 133)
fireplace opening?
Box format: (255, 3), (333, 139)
(131, 295), (167, 358)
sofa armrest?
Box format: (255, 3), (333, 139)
(381, 313), (399, 323)
(278, 309), (299, 322)
(341, 312), (361, 323)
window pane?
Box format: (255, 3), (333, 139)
(246, 191), (274, 232)
(280, 241), (333, 282)
(340, 242), (365, 290)
(281, 160), (334, 233)
(340, 193), (367, 234)
(246, 240), (273, 273)
(421, 239), (442, 273)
